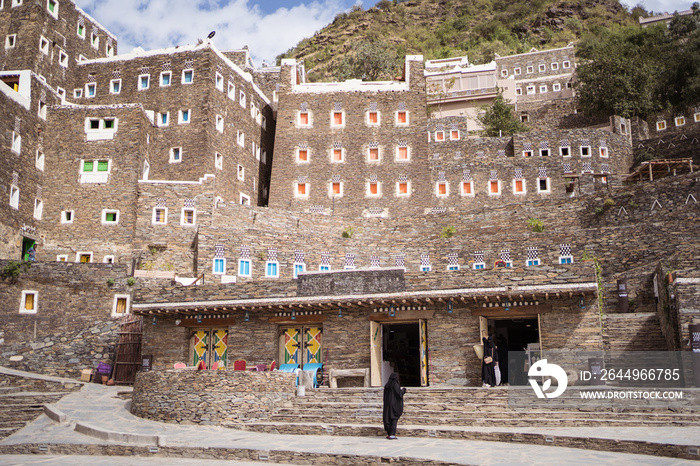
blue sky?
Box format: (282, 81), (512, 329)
(74, 0), (694, 66)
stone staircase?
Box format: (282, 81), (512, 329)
(0, 372), (81, 440)
(241, 386), (700, 436)
(603, 312), (668, 351)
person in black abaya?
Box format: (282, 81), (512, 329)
(482, 336), (499, 387)
(383, 372), (406, 439)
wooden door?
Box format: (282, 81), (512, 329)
(212, 329), (228, 369)
(419, 319), (428, 386)
(370, 320), (382, 387)
(191, 328), (228, 369)
(280, 327), (301, 364)
(304, 327), (322, 364)
(192, 329), (209, 367)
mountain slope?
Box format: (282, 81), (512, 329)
(277, 0), (640, 82)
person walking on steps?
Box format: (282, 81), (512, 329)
(383, 372), (406, 439)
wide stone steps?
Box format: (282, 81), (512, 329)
(0, 392), (71, 440)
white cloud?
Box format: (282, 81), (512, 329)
(74, 0), (352, 65)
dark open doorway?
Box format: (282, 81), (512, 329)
(382, 322), (421, 387)
(489, 318), (539, 386)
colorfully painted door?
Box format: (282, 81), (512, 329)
(212, 329), (228, 369)
(191, 329), (228, 369)
(370, 320), (382, 387)
(280, 327), (300, 364)
(304, 327), (322, 364)
(419, 319), (428, 387)
(192, 330), (209, 367)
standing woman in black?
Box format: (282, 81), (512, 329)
(383, 372), (406, 439)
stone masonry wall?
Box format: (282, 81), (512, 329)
(131, 369), (297, 424)
(0, 261), (132, 378)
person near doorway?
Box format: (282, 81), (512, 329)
(482, 336), (499, 387)
(383, 372), (406, 439)
(27, 245), (36, 261)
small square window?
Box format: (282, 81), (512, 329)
(368, 147), (379, 162)
(560, 146), (570, 157)
(397, 111), (408, 125)
(514, 179), (526, 194)
(104, 256), (114, 264)
(437, 181), (448, 196)
(74, 88), (82, 98)
(77, 252), (92, 263)
(85, 83), (96, 97)
(110, 79), (121, 94)
(580, 146), (591, 157)
(299, 111), (310, 126)
(56, 87), (65, 101)
(297, 148), (309, 163)
(332, 111), (344, 126)
(265, 261), (279, 278)
(551, 62), (559, 70)
(237, 164), (245, 181)
(538, 178), (549, 193)
(526, 86), (535, 95)
(91, 32), (99, 48)
(61, 210), (73, 223)
(526, 66), (534, 73)
(538, 64), (546, 72)
(213, 257), (226, 275)
(179, 109), (190, 124)
(57, 255), (68, 261)
(59, 51), (68, 67)
(238, 259), (251, 277)
(332, 148), (343, 162)
(474, 263), (485, 270)
(181, 208), (196, 225)
(562, 61), (571, 69)
(102, 209), (119, 224)
(515, 88), (522, 96)
(560, 256), (573, 264)
(331, 181), (342, 197)
(214, 152), (223, 169)
(293, 263), (305, 279)
(435, 131), (445, 141)
(216, 114), (224, 133)
(397, 181), (410, 196)
(36, 150), (45, 170)
(461, 181), (474, 196)
(237, 131), (245, 147)
(228, 82), (235, 99)
(77, 24), (85, 38)
(38, 101), (47, 119)
(152, 207), (167, 224)
(522, 150), (532, 157)
(9, 185), (19, 209)
(514, 67), (521, 75)
(239, 90), (246, 108)
(20, 291), (37, 314)
(501, 69), (508, 77)
(182, 69), (193, 84)
(540, 148), (549, 157)
(450, 130), (460, 141)
(367, 181), (380, 197)
(368, 111), (379, 124)
(489, 180), (500, 195)
(47, 0), (58, 16)
(600, 147), (608, 158)
(5, 34), (16, 49)
(448, 264), (460, 271)
(11, 131), (21, 154)
(675, 116), (685, 127)
(521, 115), (529, 123)
(319, 265), (330, 272)
(694, 113), (700, 123)
(39, 36), (49, 54)
(539, 85), (547, 93)
(170, 147), (181, 163)
(34, 198), (43, 219)
(160, 71), (171, 87)
(527, 259), (540, 266)
(158, 112), (169, 127)
(296, 182), (308, 197)
(397, 146), (409, 161)
(112, 295), (130, 317)
(552, 83), (561, 92)
(139, 75), (150, 90)
(106, 44), (113, 57)
(656, 120), (666, 131)
(215, 72), (223, 91)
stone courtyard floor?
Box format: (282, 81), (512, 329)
(1, 367), (699, 465)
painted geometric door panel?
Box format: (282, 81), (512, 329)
(305, 327), (322, 364)
(281, 327), (300, 364)
(190, 329), (228, 369)
(279, 327), (322, 366)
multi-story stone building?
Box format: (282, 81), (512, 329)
(1, 4), (698, 395)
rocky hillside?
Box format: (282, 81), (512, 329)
(278, 0), (641, 82)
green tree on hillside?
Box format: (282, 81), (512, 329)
(477, 90), (528, 137)
(335, 40), (401, 81)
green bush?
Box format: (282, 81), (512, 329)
(106, 278), (115, 286)
(127, 277), (136, 286)
(1, 261), (30, 283)
(342, 227), (355, 239)
(440, 225), (456, 239)
(527, 217), (545, 232)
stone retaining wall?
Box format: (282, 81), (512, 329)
(131, 369), (297, 424)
